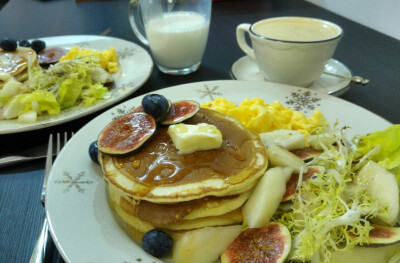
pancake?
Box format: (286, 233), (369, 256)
(109, 182), (250, 226)
(100, 108), (268, 203)
(109, 183), (244, 231)
(0, 47), (38, 85)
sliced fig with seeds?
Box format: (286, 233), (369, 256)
(161, 100), (199, 125)
(141, 94), (171, 122)
(221, 222), (291, 263)
(282, 165), (325, 202)
(351, 225), (400, 247)
(38, 47), (68, 65)
(291, 147), (322, 161)
(97, 112), (156, 155)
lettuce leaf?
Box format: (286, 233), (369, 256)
(2, 90), (60, 119)
(355, 125), (400, 170)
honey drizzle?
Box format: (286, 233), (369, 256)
(113, 108), (260, 187)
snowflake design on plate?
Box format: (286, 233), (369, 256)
(75, 41), (90, 48)
(285, 90), (322, 113)
(197, 84), (223, 101)
(111, 104), (138, 120)
(55, 171), (93, 193)
(118, 47), (136, 59)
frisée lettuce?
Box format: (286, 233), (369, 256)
(277, 125), (388, 263)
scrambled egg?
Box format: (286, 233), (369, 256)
(59, 46), (119, 73)
(201, 97), (327, 136)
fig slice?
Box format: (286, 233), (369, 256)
(221, 222), (291, 263)
(282, 165), (325, 202)
(38, 47), (68, 65)
(291, 147), (322, 161)
(97, 112), (156, 155)
(161, 100), (200, 125)
(351, 225), (400, 247)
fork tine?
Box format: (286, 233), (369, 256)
(56, 133), (61, 155)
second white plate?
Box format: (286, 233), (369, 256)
(230, 56), (352, 96)
(0, 35), (153, 135)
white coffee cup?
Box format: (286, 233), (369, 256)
(129, 0), (211, 75)
(236, 17), (343, 87)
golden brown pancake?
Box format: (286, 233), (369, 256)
(108, 183), (244, 231)
(100, 108), (268, 203)
(0, 47), (38, 85)
(108, 182), (250, 226)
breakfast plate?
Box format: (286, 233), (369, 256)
(46, 80), (391, 263)
(0, 35), (153, 135)
(230, 56), (352, 96)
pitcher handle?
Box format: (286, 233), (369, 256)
(129, 0), (149, 46)
(236, 23), (255, 60)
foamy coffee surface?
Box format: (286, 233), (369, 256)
(253, 17), (339, 42)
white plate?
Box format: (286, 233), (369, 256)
(0, 35), (153, 134)
(230, 56), (352, 96)
(46, 80), (391, 263)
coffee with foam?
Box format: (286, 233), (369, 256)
(253, 17), (340, 42)
(236, 17), (343, 86)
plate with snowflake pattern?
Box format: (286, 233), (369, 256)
(46, 80), (391, 263)
(0, 35), (153, 135)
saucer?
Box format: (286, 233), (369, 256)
(230, 56), (352, 96)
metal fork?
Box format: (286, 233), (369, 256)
(29, 132), (73, 263)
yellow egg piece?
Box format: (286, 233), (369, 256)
(59, 46), (119, 73)
(201, 97), (327, 136)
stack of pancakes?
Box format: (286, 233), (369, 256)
(0, 47), (38, 87)
(99, 108), (268, 239)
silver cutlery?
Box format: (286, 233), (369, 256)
(0, 154), (50, 168)
(323, 71), (370, 85)
(29, 132), (73, 263)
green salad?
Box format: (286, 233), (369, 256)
(0, 53), (112, 122)
(274, 124), (400, 262)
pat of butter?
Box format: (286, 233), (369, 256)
(167, 123), (223, 154)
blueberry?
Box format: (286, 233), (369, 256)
(18, 39), (31, 47)
(0, 38), (18, 51)
(141, 94), (171, 122)
(142, 229), (173, 258)
(31, 39), (46, 53)
(89, 141), (100, 164)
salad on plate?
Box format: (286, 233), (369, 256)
(0, 38), (119, 123)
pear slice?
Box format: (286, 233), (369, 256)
(355, 160), (400, 226)
(267, 143), (308, 174)
(243, 167), (293, 228)
(331, 244), (398, 263)
(172, 225), (241, 263)
(259, 129), (305, 150)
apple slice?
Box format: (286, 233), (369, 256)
(172, 225), (242, 263)
(355, 160), (400, 226)
(243, 167), (293, 228)
(267, 143), (308, 174)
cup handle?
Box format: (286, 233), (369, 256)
(129, 0), (149, 46)
(236, 23), (255, 60)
